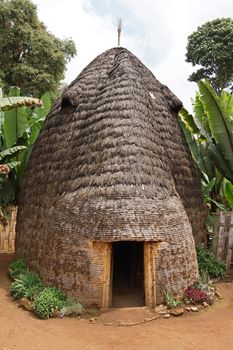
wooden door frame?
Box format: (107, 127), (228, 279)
(102, 242), (112, 308)
(102, 241), (158, 308)
(144, 241), (158, 308)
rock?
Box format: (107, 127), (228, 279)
(163, 313), (170, 319)
(191, 306), (198, 312)
(53, 310), (61, 318)
(19, 298), (33, 312)
(155, 304), (167, 313)
(185, 307), (191, 311)
(158, 309), (169, 315)
(215, 290), (222, 299)
(170, 307), (184, 316)
(203, 302), (209, 308)
(89, 317), (96, 322)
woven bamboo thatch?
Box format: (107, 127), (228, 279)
(16, 48), (207, 305)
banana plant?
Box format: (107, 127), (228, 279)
(0, 145), (26, 207)
(178, 80), (233, 211)
(0, 87), (51, 209)
(198, 81), (233, 182)
(0, 95), (42, 111)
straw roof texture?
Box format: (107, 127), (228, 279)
(16, 47), (206, 248)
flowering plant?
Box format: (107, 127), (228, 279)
(184, 286), (208, 303)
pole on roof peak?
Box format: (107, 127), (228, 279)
(117, 18), (123, 47)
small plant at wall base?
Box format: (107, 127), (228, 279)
(165, 291), (182, 308)
(8, 259), (28, 279)
(10, 271), (44, 300)
(184, 286), (208, 304)
(9, 260), (85, 320)
(33, 288), (67, 319)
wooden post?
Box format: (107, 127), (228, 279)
(144, 242), (158, 307)
(102, 242), (112, 308)
(0, 206), (17, 253)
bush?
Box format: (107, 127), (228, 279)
(9, 259), (28, 279)
(9, 260), (84, 320)
(197, 245), (226, 279)
(184, 286), (208, 303)
(10, 271), (44, 300)
(33, 288), (67, 319)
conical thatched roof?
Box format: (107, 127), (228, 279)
(16, 47), (206, 248)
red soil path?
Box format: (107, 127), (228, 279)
(1, 253), (233, 350)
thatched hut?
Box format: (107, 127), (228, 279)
(16, 47), (206, 308)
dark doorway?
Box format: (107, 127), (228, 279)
(112, 241), (145, 307)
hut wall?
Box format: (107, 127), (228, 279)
(16, 200), (198, 306)
(155, 229), (198, 303)
(0, 206), (17, 253)
(16, 234), (108, 306)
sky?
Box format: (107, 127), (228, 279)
(34, 0), (233, 111)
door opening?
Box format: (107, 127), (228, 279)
(112, 241), (145, 307)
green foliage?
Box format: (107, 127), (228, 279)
(9, 260), (84, 319)
(186, 18), (233, 92)
(223, 179), (233, 209)
(10, 271), (44, 300)
(0, 87), (51, 210)
(33, 288), (67, 319)
(178, 80), (233, 212)
(9, 259), (28, 279)
(59, 298), (84, 317)
(197, 245), (226, 279)
(165, 292), (182, 308)
(0, 0), (77, 97)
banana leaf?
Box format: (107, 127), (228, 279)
(0, 96), (42, 111)
(199, 80), (233, 174)
(0, 145), (26, 161)
(223, 180), (233, 208)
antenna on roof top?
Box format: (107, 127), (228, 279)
(117, 18), (123, 47)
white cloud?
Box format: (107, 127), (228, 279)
(34, 0), (142, 83)
(116, 0), (233, 109)
(34, 0), (233, 110)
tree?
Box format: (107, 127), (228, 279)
(186, 18), (233, 93)
(0, 0), (77, 97)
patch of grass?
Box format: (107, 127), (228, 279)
(10, 271), (44, 300)
(33, 287), (67, 319)
(197, 245), (226, 279)
(9, 259), (28, 279)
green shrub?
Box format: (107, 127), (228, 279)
(33, 288), (66, 319)
(9, 260), (84, 320)
(197, 245), (226, 278)
(165, 291), (181, 308)
(59, 298), (84, 317)
(9, 259), (28, 279)
(10, 271), (44, 300)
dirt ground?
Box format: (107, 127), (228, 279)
(1, 253), (233, 350)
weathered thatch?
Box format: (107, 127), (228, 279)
(16, 47), (206, 306)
